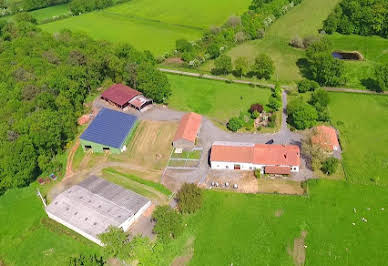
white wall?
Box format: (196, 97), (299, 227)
(211, 161), (299, 173)
(120, 201), (151, 232)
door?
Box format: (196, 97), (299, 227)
(234, 164), (241, 170)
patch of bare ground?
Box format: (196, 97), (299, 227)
(171, 236), (195, 266)
(258, 178), (305, 195)
(164, 57), (184, 65)
(106, 258), (122, 266)
(204, 170), (259, 193)
(275, 209), (284, 217)
(288, 231), (307, 266)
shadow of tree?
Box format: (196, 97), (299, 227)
(361, 78), (382, 92)
(296, 58), (311, 79)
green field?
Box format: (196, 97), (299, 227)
(0, 186), (102, 265)
(187, 180), (388, 265)
(30, 4), (71, 23)
(167, 74), (271, 123)
(40, 0), (250, 55)
(329, 93), (388, 185)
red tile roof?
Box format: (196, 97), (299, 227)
(311, 126), (339, 151)
(210, 142), (300, 167)
(265, 166), (291, 175)
(174, 112), (202, 143)
(101, 84), (141, 107)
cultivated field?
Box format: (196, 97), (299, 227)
(167, 74), (271, 123)
(40, 0), (250, 54)
(329, 93), (388, 185)
(187, 180), (388, 265)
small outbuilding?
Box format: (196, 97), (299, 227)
(173, 112), (202, 151)
(101, 84), (152, 111)
(80, 108), (137, 154)
(311, 125), (340, 152)
(46, 175), (151, 246)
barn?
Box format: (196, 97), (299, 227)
(45, 176), (151, 246)
(311, 125), (340, 152)
(101, 83), (152, 111)
(210, 141), (300, 174)
(173, 112), (202, 150)
(80, 108), (137, 154)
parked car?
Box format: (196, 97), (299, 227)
(266, 139), (274, 144)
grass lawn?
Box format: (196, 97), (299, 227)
(328, 93), (388, 185)
(171, 149), (202, 159)
(0, 186), (102, 265)
(167, 74), (271, 124)
(40, 0), (250, 55)
(30, 4), (71, 23)
(187, 179), (388, 265)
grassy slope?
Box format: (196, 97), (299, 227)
(166, 74), (271, 123)
(188, 180), (388, 266)
(329, 93), (388, 185)
(30, 4), (70, 23)
(40, 0), (250, 55)
(0, 186), (101, 265)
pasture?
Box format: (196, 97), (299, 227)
(328, 93), (388, 185)
(40, 0), (250, 54)
(0, 186), (102, 265)
(167, 74), (271, 123)
(187, 180), (388, 265)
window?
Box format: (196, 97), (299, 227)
(84, 145), (92, 150)
(103, 147), (110, 151)
(226, 165), (229, 169)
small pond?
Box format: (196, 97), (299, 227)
(332, 51), (364, 60)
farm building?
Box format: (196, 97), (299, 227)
(210, 141), (300, 174)
(101, 83), (152, 111)
(80, 108), (137, 154)
(173, 112), (202, 150)
(46, 175), (151, 246)
(311, 125), (340, 152)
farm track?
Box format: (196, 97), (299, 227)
(159, 68), (388, 95)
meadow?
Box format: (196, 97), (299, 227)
(328, 93), (388, 185)
(40, 0), (250, 55)
(167, 74), (271, 123)
(0, 186), (102, 265)
(187, 180), (388, 266)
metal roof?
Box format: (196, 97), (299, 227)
(80, 108), (137, 149)
(101, 84), (142, 106)
(46, 176), (150, 240)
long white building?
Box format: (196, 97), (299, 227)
(210, 141), (300, 175)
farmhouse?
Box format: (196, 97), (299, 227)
(46, 176), (151, 246)
(173, 112), (202, 150)
(311, 125), (340, 152)
(101, 83), (152, 111)
(80, 108), (137, 154)
(210, 141), (300, 174)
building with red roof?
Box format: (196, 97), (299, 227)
(173, 112), (202, 150)
(311, 125), (340, 152)
(210, 141), (300, 174)
(101, 84), (152, 111)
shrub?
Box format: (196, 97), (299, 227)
(212, 55), (233, 75)
(249, 103), (264, 114)
(234, 31), (246, 43)
(256, 28), (265, 39)
(287, 99), (318, 129)
(227, 117), (244, 132)
(176, 39), (192, 53)
(254, 169), (261, 178)
(375, 63), (388, 92)
(98, 226), (130, 259)
(68, 254), (105, 266)
(207, 43), (220, 59)
(267, 96), (281, 111)
(251, 110), (260, 119)
(321, 157), (339, 175)
(176, 183), (203, 214)
(310, 88), (330, 108)
(297, 79), (320, 93)
(234, 56), (249, 77)
(268, 113), (277, 128)
(303, 35), (319, 48)
(226, 15), (241, 27)
(152, 206), (183, 243)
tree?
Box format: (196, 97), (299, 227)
(251, 54), (274, 80)
(375, 63), (388, 92)
(212, 55), (232, 75)
(249, 103), (264, 114)
(307, 53), (345, 86)
(152, 206), (183, 243)
(234, 56), (249, 77)
(176, 183), (203, 214)
(297, 79), (319, 93)
(267, 96), (281, 111)
(287, 99), (318, 129)
(176, 39), (192, 53)
(321, 157), (339, 175)
(310, 88), (330, 108)
(227, 117), (244, 132)
(206, 43), (220, 59)
(98, 226), (130, 259)
(136, 63), (171, 103)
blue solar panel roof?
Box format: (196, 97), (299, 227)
(80, 108), (137, 149)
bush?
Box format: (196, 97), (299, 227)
(207, 43), (220, 59)
(98, 226), (130, 259)
(176, 39), (192, 53)
(234, 31), (246, 43)
(310, 88), (330, 108)
(321, 157), (339, 175)
(287, 98), (318, 129)
(251, 54), (274, 80)
(176, 183), (203, 214)
(226, 15), (241, 27)
(267, 96), (281, 111)
(297, 79), (320, 93)
(375, 63), (388, 92)
(254, 169), (261, 178)
(152, 206), (183, 243)
(234, 56), (249, 77)
(290, 35), (304, 48)
(268, 113), (277, 128)
(249, 103), (264, 114)
(68, 254), (105, 266)
(212, 55), (233, 75)
(251, 110), (260, 119)
(227, 117), (244, 132)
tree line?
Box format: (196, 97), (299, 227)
(0, 16), (170, 194)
